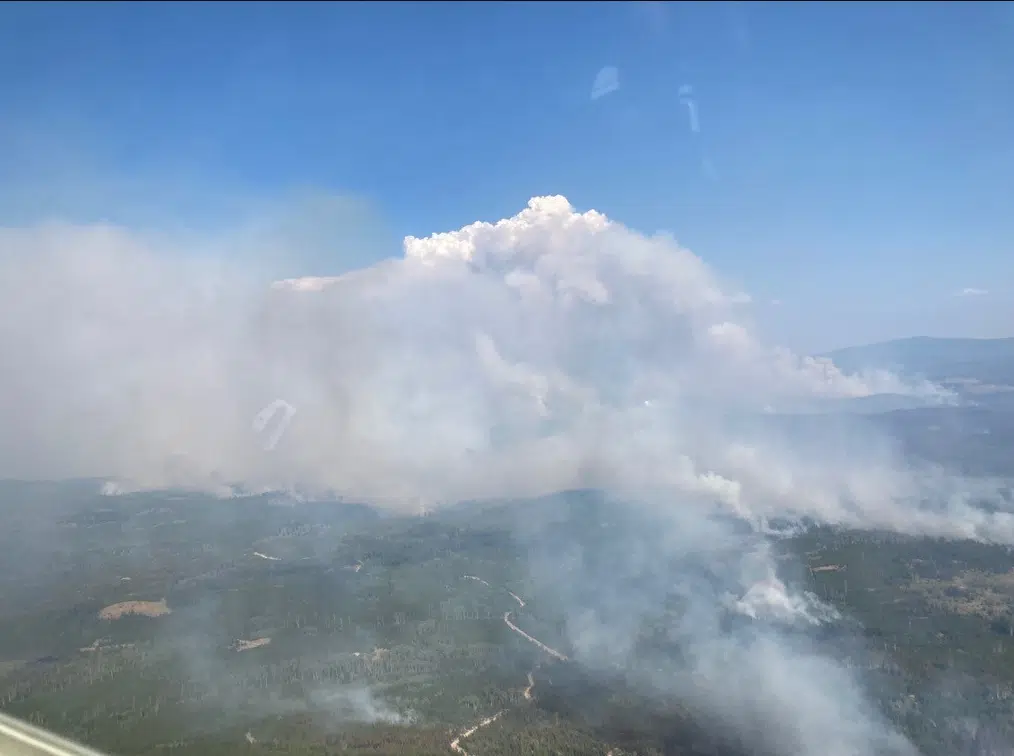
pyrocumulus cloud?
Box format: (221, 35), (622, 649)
(2, 195), (1008, 755)
(1, 195), (1005, 539)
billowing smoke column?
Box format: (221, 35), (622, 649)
(0, 196), (999, 533)
(0, 195), (1008, 754)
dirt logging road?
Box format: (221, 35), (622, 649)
(503, 611), (568, 661)
(448, 577), (571, 755)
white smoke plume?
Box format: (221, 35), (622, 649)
(0, 196), (994, 529)
(730, 547), (841, 627)
(0, 195), (1005, 753)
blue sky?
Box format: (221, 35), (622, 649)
(1, 1), (1012, 351)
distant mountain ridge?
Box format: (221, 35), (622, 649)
(822, 337), (1014, 385)
(821, 336), (1014, 413)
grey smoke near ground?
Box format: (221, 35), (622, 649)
(521, 492), (918, 755)
(1, 194), (1009, 751)
(309, 686), (414, 726)
(155, 590), (412, 730)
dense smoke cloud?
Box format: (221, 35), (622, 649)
(0, 195), (1007, 753)
(0, 196), (1001, 534)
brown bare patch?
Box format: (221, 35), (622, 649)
(99, 598), (171, 620)
(233, 637), (271, 652)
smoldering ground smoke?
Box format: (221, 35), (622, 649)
(1, 195), (1010, 752)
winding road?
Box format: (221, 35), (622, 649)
(447, 577), (569, 755)
(449, 711), (505, 756)
(503, 611), (568, 661)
